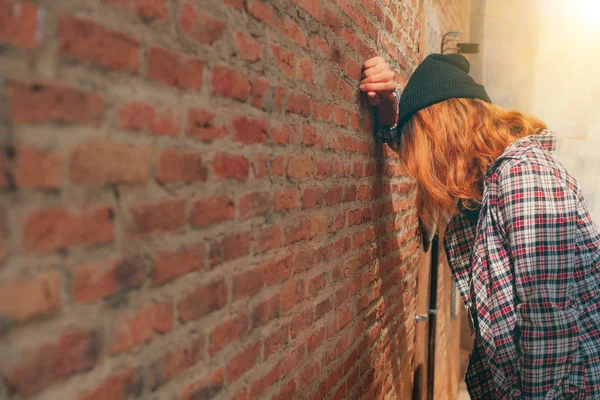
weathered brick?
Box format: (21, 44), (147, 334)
(127, 199), (185, 237)
(239, 191), (271, 219)
(148, 337), (204, 389)
(233, 116), (267, 144)
(210, 314), (248, 354)
(73, 258), (145, 303)
(104, 0), (167, 21)
(118, 101), (179, 136)
(71, 141), (151, 184)
(270, 44), (295, 77)
(248, 0), (278, 29)
(1, 329), (102, 396)
(0, 271), (61, 324)
(186, 109), (227, 140)
(59, 15), (140, 71)
(212, 152), (250, 180)
(0, 0), (39, 48)
(76, 368), (138, 400)
(157, 148), (207, 183)
(192, 195), (235, 227)
(21, 206), (114, 253)
(180, 368), (224, 400)
(209, 232), (251, 266)
(178, 280), (227, 322)
(212, 67), (250, 101)
(234, 30), (263, 61)
(226, 342), (261, 382)
(287, 155), (312, 179)
(110, 302), (173, 354)
(153, 246), (204, 286)
(178, 3), (224, 44)
(12, 146), (62, 189)
(147, 46), (204, 90)
(8, 81), (104, 125)
(286, 90), (311, 117)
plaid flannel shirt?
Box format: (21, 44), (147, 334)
(443, 130), (600, 399)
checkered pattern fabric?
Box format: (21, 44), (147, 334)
(443, 130), (600, 399)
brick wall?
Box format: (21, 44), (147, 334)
(0, 0), (425, 399)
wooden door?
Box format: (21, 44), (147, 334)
(412, 232), (434, 400)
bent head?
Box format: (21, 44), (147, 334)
(397, 97), (546, 229)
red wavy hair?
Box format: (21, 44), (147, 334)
(396, 98), (547, 230)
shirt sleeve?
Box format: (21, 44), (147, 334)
(374, 90), (401, 150)
(493, 159), (581, 398)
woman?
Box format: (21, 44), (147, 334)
(359, 53), (600, 399)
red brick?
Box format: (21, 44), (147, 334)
(251, 78), (269, 108)
(209, 232), (251, 266)
(325, 72), (338, 92)
(177, 280), (227, 322)
(286, 90), (311, 117)
(128, 199), (185, 237)
(180, 368), (224, 400)
(308, 35), (329, 56)
(325, 185), (344, 205)
(1, 328), (102, 396)
(273, 86), (285, 111)
(226, 342), (261, 382)
(251, 293), (280, 327)
(7, 81), (104, 125)
(233, 116), (267, 144)
(250, 362), (281, 397)
(287, 155), (312, 179)
(110, 302), (173, 354)
(273, 380), (297, 400)
(118, 101), (179, 136)
(281, 279), (305, 311)
(0, 1), (39, 49)
(324, 7), (342, 33)
(282, 16), (306, 46)
(274, 188), (297, 212)
(339, 80), (353, 102)
(311, 100), (332, 122)
(159, 148), (207, 182)
(307, 326), (326, 352)
(21, 206), (114, 253)
(298, 57), (314, 83)
(77, 368), (138, 400)
(302, 125), (321, 147)
(270, 44), (295, 77)
(315, 297), (332, 320)
(59, 14), (140, 71)
(294, 0), (322, 21)
(153, 246), (204, 286)
(302, 186), (323, 209)
(308, 273), (327, 296)
(0, 271), (61, 324)
(248, 0), (278, 29)
(212, 152), (249, 180)
(71, 141), (150, 184)
(212, 67), (249, 101)
(256, 225), (281, 253)
(265, 324), (288, 358)
(147, 46), (204, 90)
(186, 109), (226, 140)
(272, 155), (285, 176)
(12, 146), (62, 189)
(270, 124), (295, 145)
(290, 308), (312, 338)
(314, 159), (334, 179)
(73, 258), (145, 303)
(104, 0), (167, 21)
(148, 337), (204, 389)
(281, 343), (305, 376)
(210, 314), (248, 354)
(240, 191), (271, 219)
(234, 30), (263, 61)
(342, 28), (356, 50)
(192, 195), (235, 227)
(178, 3), (224, 44)
(283, 218), (312, 245)
(329, 212), (346, 233)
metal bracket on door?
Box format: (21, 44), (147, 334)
(414, 309), (438, 322)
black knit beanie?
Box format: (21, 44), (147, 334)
(396, 53), (492, 136)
